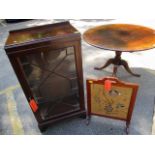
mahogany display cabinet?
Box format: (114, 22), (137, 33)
(4, 21), (86, 131)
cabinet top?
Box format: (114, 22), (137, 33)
(5, 21), (80, 47)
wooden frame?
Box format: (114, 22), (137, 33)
(86, 77), (139, 134)
(5, 22), (86, 132)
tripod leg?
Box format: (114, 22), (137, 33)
(121, 60), (141, 77)
(94, 59), (113, 70)
(112, 65), (118, 77)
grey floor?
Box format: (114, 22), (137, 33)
(0, 19), (155, 135)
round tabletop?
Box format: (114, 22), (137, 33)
(83, 24), (155, 52)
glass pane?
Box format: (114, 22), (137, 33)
(19, 47), (80, 119)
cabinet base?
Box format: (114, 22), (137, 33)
(38, 110), (86, 132)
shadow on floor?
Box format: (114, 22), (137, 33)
(42, 67), (155, 135)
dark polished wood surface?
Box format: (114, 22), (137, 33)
(5, 22), (86, 131)
(83, 24), (155, 52)
(6, 21), (79, 46)
(83, 24), (155, 77)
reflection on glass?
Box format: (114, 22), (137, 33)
(19, 47), (80, 119)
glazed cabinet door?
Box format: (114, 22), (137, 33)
(17, 46), (81, 120)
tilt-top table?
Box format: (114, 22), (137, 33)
(83, 24), (155, 77)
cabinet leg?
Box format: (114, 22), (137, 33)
(79, 113), (87, 119)
(39, 125), (47, 132)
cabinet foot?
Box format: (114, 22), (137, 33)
(39, 126), (47, 132)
